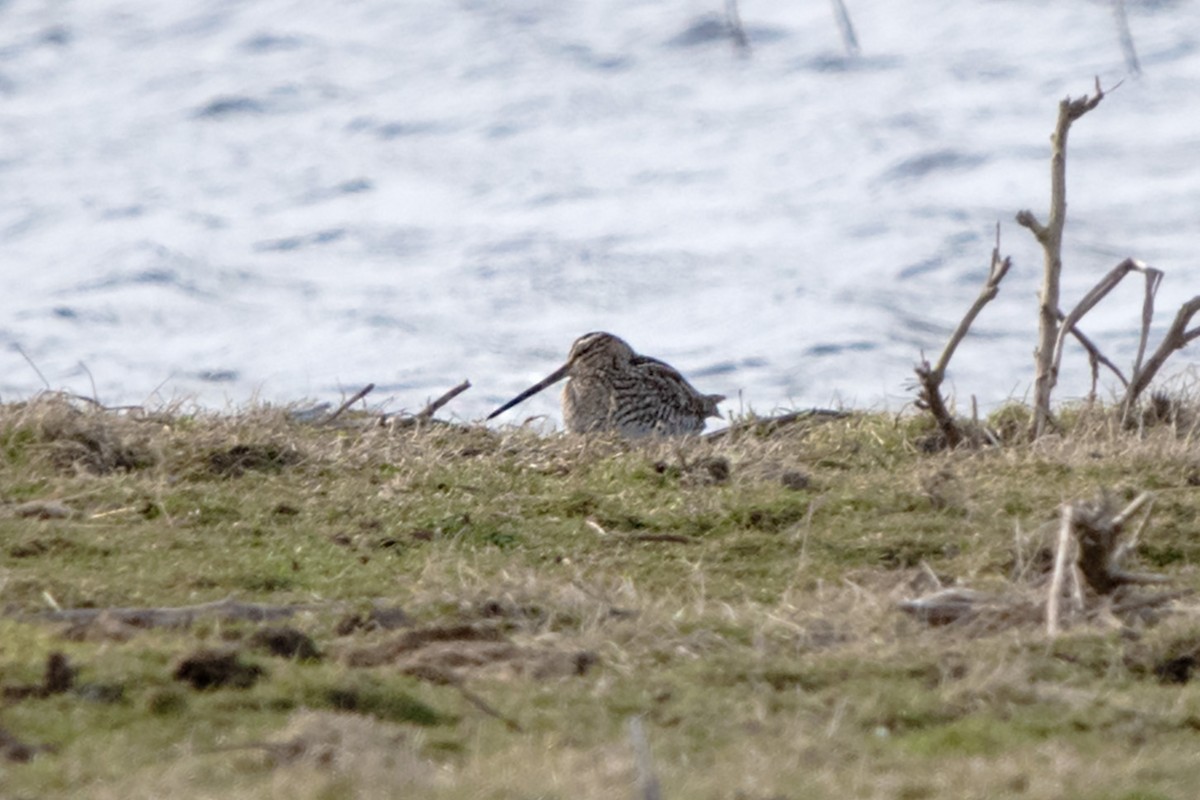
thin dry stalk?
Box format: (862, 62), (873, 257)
(1017, 78), (1109, 439)
(14, 343), (51, 390)
(913, 225), (1011, 446)
(830, 0), (860, 57)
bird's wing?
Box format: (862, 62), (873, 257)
(631, 355), (712, 409)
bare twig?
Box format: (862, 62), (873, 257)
(1017, 78), (1110, 439)
(1111, 0), (1141, 76)
(1057, 310), (1129, 388)
(1049, 259), (1158, 393)
(830, 0), (860, 57)
(324, 383), (375, 424)
(1122, 296), (1200, 418)
(913, 225), (1011, 447)
(415, 380), (471, 421)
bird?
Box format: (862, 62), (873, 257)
(487, 332), (724, 437)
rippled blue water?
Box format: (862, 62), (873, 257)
(2, 0), (1198, 427)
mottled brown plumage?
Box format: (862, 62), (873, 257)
(487, 332), (724, 437)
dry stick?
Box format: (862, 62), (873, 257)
(1047, 503), (1075, 637)
(914, 225), (1011, 446)
(1121, 296), (1200, 419)
(415, 379), (471, 421)
(628, 716), (663, 800)
(1111, 0), (1141, 76)
(724, 0), (750, 56)
(324, 383), (375, 424)
(1017, 77), (1109, 439)
(830, 0), (860, 57)
(1048, 258), (1157, 394)
(1057, 310), (1129, 388)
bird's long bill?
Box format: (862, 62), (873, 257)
(486, 363), (571, 420)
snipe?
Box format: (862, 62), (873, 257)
(487, 332), (724, 437)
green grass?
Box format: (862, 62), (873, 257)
(2, 396), (1200, 798)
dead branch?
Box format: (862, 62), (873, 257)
(1058, 310), (1129, 390)
(1048, 259), (1158, 399)
(1122, 296), (1200, 418)
(324, 383), (375, 424)
(415, 379), (471, 421)
(913, 225), (1011, 447)
(830, 0), (860, 57)
(1017, 78), (1109, 439)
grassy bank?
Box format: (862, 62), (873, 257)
(2, 395), (1200, 799)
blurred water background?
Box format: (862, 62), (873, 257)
(1, 0), (1198, 427)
